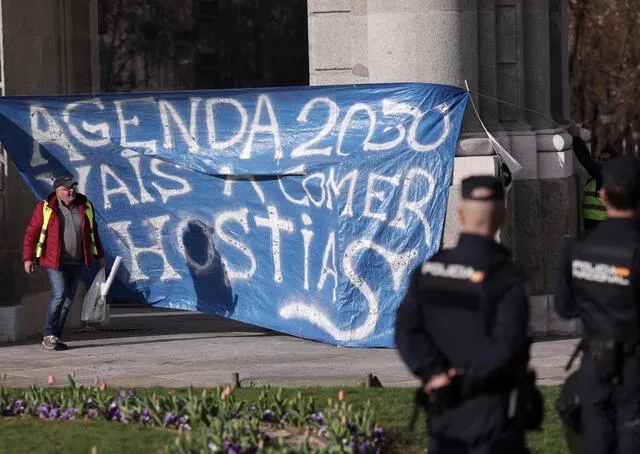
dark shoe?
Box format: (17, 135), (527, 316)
(42, 336), (57, 350)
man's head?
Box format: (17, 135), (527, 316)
(597, 146), (618, 163)
(600, 155), (640, 213)
(457, 175), (506, 236)
(53, 175), (78, 206)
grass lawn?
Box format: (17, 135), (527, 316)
(0, 385), (567, 454)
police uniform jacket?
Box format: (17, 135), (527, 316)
(395, 233), (530, 441)
(554, 218), (640, 343)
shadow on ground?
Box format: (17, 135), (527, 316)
(0, 302), (278, 349)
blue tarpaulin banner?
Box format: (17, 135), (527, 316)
(0, 83), (468, 347)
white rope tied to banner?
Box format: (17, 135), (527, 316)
(463, 80), (523, 184)
(470, 90), (562, 128)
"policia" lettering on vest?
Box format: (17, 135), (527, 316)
(571, 260), (631, 286)
(421, 262), (485, 283)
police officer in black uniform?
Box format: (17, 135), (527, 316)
(395, 175), (533, 454)
(554, 154), (640, 454)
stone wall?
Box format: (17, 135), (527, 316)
(0, 0), (99, 342)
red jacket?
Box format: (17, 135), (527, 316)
(23, 193), (105, 270)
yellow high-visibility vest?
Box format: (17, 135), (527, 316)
(582, 178), (607, 221)
(35, 200), (98, 258)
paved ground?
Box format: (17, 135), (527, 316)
(0, 305), (580, 389)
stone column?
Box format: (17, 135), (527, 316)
(549, 0), (571, 125)
(0, 0), (99, 342)
(309, 0), (482, 130)
(522, 0), (553, 130)
(477, 0), (502, 131)
(493, 0), (578, 337)
(494, 0), (530, 131)
(307, 0), (580, 337)
(365, 1), (479, 87)
(308, 0), (499, 246)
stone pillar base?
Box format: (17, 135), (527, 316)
(442, 130), (580, 339)
(0, 283), (104, 343)
(0, 304), (24, 342)
(530, 294), (582, 337)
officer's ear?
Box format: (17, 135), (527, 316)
(457, 206), (464, 223)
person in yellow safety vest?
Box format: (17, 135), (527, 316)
(583, 177), (608, 227)
(568, 125), (617, 232)
(22, 175), (105, 351)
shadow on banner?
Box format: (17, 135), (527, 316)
(182, 219), (237, 317)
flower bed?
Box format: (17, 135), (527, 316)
(0, 376), (387, 453)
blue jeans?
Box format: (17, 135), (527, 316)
(44, 264), (82, 338)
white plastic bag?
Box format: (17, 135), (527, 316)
(81, 256), (122, 324)
(81, 268), (106, 323)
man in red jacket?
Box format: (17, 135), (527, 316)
(23, 175), (105, 350)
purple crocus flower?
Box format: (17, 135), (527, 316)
(359, 441), (371, 453)
(163, 412), (174, 425)
(60, 410), (73, 421)
(372, 427), (386, 439)
(208, 442), (219, 452)
(128, 391), (136, 398)
(140, 408), (151, 424)
(10, 400), (26, 416)
(48, 408), (60, 419)
(262, 409), (275, 422)
(107, 406), (121, 421)
(318, 426), (329, 437)
(38, 404), (49, 419)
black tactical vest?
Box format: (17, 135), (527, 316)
(420, 254), (492, 369)
(571, 239), (639, 342)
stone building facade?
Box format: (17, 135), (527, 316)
(1, 0), (580, 341)
(0, 0), (99, 341)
